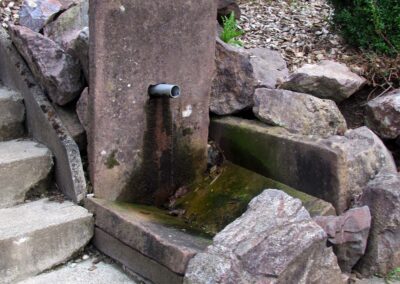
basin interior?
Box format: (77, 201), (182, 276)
(124, 161), (334, 237)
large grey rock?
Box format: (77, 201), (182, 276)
(211, 39), (289, 115)
(89, 0), (217, 204)
(320, 127), (397, 211)
(356, 173), (400, 277)
(281, 60), (367, 102)
(85, 197), (210, 275)
(248, 47), (289, 89)
(9, 25), (84, 106)
(19, 0), (65, 32)
(0, 199), (93, 283)
(365, 89), (400, 139)
(18, 255), (138, 284)
(43, 0), (89, 50)
(43, 1), (89, 81)
(0, 87), (25, 141)
(314, 206), (371, 273)
(0, 27), (86, 204)
(184, 189), (344, 284)
(210, 117), (397, 213)
(0, 140), (53, 208)
(253, 88), (347, 138)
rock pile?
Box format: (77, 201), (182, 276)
(6, 0), (88, 147)
(6, 0), (400, 282)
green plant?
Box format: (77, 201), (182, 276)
(220, 12), (244, 47)
(329, 0), (400, 55)
(386, 267), (400, 283)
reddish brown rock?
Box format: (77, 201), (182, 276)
(211, 40), (288, 115)
(9, 25), (84, 105)
(211, 39), (255, 115)
(356, 173), (400, 277)
(365, 89), (400, 139)
(89, 0), (217, 204)
(314, 206), (371, 273)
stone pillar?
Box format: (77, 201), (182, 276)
(88, 0), (217, 205)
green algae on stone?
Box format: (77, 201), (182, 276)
(113, 201), (213, 239)
(173, 161), (335, 236)
(105, 150), (120, 169)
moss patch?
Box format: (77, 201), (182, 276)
(113, 201), (213, 239)
(105, 150), (120, 169)
(172, 161), (332, 236)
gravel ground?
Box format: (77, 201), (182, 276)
(237, 0), (359, 72)
(237, 0), (399, 89)
(2, 0), (397, 88)
(0, 0), (21, 28)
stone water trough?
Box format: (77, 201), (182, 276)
(80, 1), (400, 283)
(5, 0), (396, 283)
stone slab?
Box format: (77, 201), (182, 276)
(210, 117), (396, 213)
(0, 199), (93, 283)
(0, 86), (25, 141)
(88, 0), (217, 205)
(18, 253), (138, 284)
(0, 27), (87, 204)
(0, 139), (53, 208)
(85, 197), (211, 275)
(93, 228), (183, 284)
(210, 117), (347, 211)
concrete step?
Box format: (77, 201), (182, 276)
(18, 255), (140, 284)
(0, 140), (53, 208)
(0, 199), (94, 284)
(0, 87), (25, 141)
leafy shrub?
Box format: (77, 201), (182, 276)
(386, 267), (400, 283)
(329, 0), (400, 55)
(220, 12), (244, 47)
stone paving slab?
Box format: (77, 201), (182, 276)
(18, 255), (139, 284)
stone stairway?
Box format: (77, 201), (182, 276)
(0, 85), (94, 284)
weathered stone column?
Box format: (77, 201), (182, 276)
(88, 0), (217, 205)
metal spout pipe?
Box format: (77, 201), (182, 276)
(148, 84), (181, 98)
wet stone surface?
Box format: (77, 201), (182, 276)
(88, 0), (217, 205)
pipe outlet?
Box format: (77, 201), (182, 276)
(148, 84), (181, 99)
